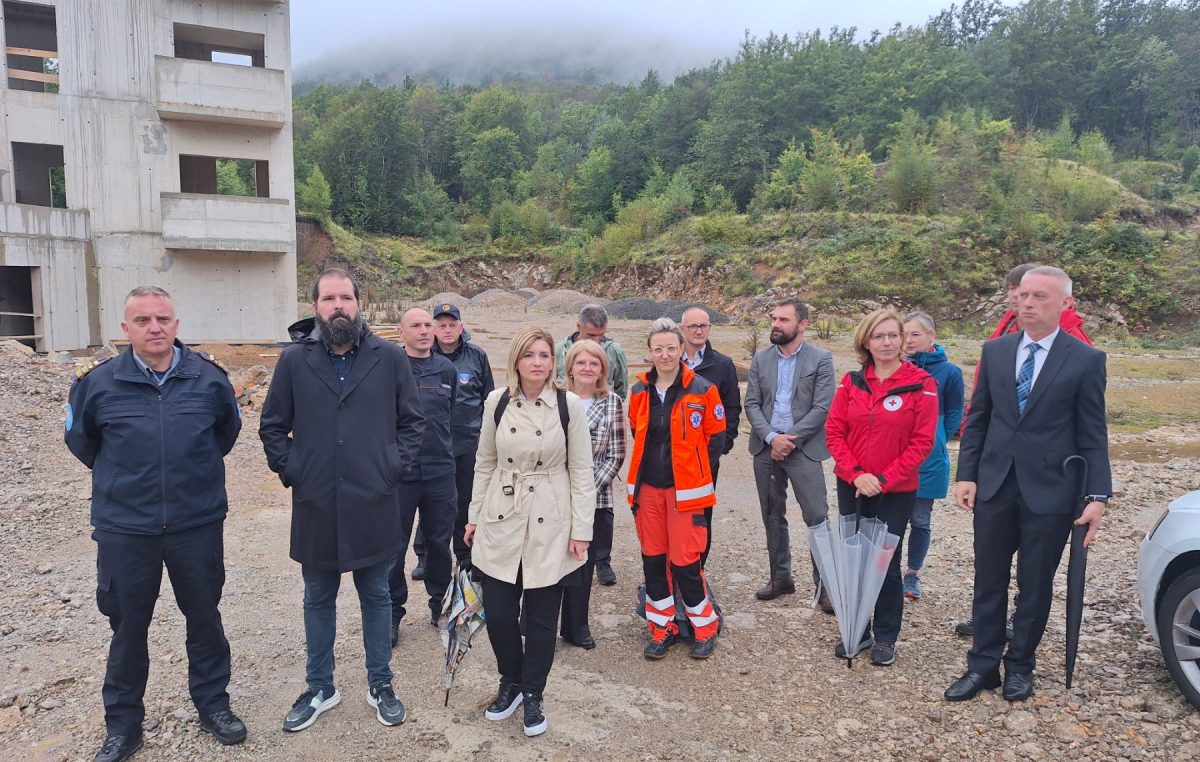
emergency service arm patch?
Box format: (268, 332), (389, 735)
(714, 403), (725, 421)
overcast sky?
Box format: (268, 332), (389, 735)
(291, 1), (1015, 82)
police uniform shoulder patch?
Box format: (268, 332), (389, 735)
(197, 352), (230, 375)
(73, 355), (112, 381)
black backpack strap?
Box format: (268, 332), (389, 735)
(493, 389), (511, 426)
(494, 388), (569, 444)
(557, 389), (569, 438)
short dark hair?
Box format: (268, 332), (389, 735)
(1005, 263), (1039, 290)
(311, 268), (360, 302)
(774, 298), (809, 321)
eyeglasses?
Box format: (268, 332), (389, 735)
(682, 323), (711, 331)
(869, 332), (901, 343)
(649, 346), (681, 356)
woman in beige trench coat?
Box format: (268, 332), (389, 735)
(464, 327), (595, 737)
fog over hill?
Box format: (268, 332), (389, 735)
(294, 21), (736, 91)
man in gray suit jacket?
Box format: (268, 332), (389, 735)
(744, 299), (835, 606)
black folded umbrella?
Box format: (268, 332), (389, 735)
(1062, 454), (1090, 689)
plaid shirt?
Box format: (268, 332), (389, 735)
(585, 391), (627, 512)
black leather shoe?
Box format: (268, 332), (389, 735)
(563, 629), (596, 650)
(643, 632), (676, 659)
(755, 578), (796, 601)
(199, 709), (247, 745)
(1003, 672), (1034, 702)
(411, 562), (425, 581)
(689, 637), (717, 659)
(390, 622), (400, 648)
(944, 670), (1002, 701)
(595, 562), (617, 586)
(93, 734), (143, 762)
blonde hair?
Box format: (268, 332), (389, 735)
(564, 339), (609, 399)
(852, 308), (905, 366)
(506, 327), (558, 396)
(647, 317), (684, 346)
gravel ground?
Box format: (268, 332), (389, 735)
(1, 332), (1198, 761)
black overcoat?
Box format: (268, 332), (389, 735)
(259, 320), (425, 571)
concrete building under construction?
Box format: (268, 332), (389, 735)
(0, 0), (296, 351)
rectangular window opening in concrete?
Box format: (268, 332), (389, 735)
(0, 265), (39, 347)
(179, 155), (269, 198)
(12, 141), (66, 207)
(173, 22), (265, 68)
(4, 1), (59, 93)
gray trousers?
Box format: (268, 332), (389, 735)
(752, 448), (830, 581)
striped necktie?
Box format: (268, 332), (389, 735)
(1016, 343), (1040, 414)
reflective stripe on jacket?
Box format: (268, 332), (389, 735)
(626, 364), (726, 511)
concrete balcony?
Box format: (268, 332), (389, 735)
(160, 192), (292, 253)
(0, 202), (89, 240)
(155, 56), (287, 128)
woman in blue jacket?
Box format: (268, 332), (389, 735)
(901, 312), (964, 601)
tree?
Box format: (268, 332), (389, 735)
(297, 165), (332, 222)
(459, 126), (525, 212)
(568, 146), (616, 223)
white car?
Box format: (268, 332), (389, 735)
(1139, 489), (1200, 710)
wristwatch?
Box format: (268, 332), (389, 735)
(1085, 495), (1110, 504)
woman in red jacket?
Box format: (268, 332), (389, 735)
(825, 308), (938, 667)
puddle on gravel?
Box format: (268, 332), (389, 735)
(1110, 441), (1200, 462)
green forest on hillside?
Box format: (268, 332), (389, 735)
(290, 0), (1200, 329)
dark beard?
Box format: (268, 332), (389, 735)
(317, 310), (363, 347)
(769, 328), (797, 346)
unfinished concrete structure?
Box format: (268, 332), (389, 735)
(0, 0), (296, 350)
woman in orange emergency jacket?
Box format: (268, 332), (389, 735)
(627, 318), (726, 660)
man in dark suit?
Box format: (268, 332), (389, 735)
(945, 266), (1111, 703)
(744, 298), (835, 606)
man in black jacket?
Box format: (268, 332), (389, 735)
(66, 286), (245, 762)
(428, 303), (494, 567)
(260, 269), (425, 731)
(680, 306), (742, 569)
(388, 307), (458, 643)
(945, 266), (1111, 703)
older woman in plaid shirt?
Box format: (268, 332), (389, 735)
(559, 339), (628, 649)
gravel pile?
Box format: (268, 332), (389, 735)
(530, 289), (597, 315)
(606, 297), (731, 324)
(468, 288), (528, 308)
(427, 291), (469, 309)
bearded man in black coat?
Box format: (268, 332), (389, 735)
(260, 269), (424, 731)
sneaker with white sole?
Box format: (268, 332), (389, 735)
(870, 641), (897, 666)
(282, 687), (340, 732)
(367, 684), (406, 726)
(522, 693), (548, 737)
(484, 678), (523, 721)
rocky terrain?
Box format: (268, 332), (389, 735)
(0, 309), (1197, 761)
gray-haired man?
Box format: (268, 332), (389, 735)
(554, 303), (629, 399)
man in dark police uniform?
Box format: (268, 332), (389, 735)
(66, 286), (245, 762)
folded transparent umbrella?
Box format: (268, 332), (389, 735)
(808, 506), (899, 668)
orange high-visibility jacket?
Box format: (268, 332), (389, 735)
(626, 364), (726, 512)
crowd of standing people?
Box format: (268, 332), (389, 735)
(65, 262), (1110, 760)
